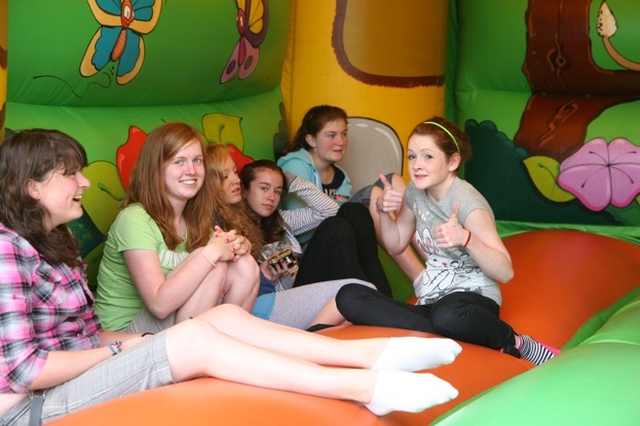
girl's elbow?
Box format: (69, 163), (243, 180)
(499, 268), (514, 284)
(148, 304), (172, 320)
(385, 243), (407, 256)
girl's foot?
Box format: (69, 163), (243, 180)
(365, 370), (458, 416)
(373, 337), (462, 372)
(514, 334), (560, 365)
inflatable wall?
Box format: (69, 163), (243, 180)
(3, 0), (291, 286)
(2, 0), (453, 297)
(2, 0), (640, 288)
(2, 2), (639, 425)
(452, 0), (640, 242)
(281, 0), (449, 192)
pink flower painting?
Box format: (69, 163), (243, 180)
(558, 138), (640, 211)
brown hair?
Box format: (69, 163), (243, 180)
(205, 144), (264, 258)
(0, 129), (87, 266)
(282, 105), (348, 154)
(409, 116), (472, 166)
(124, 122), (214, 251)
(239, 159), (288, 244)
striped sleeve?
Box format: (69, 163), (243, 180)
(280, 173), (339, 235)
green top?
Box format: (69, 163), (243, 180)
(95, 204), (188, 330)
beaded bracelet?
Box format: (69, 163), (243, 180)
(108, 340), (123, 356)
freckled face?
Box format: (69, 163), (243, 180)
(220, 156), (242, 205)
(244, 169), (284, 218)
(307, 119), (348, 165)
(163, 139), (205, 206)
(407, 134), (456, 194)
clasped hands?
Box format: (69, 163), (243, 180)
(206, 225), (252, 262)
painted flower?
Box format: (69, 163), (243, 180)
(557, 137), (640, 211)
(116, 126), (147, 189)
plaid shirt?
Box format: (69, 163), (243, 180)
(0, 224), (102, 393)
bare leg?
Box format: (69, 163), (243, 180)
(308, 297), (349, 327)
(164, 317), (459, 415)
(171, 249), (259, 320)
(221, 254), (259, 311)
(195, 304), (461, 371)
(166, 318), (375, 400)
(169, 250), (229, 323)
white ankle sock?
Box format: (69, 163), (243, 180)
(365, 370), (458, 416)
(373, 337), (462, 372)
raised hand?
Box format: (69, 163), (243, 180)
(375, 173), (404, 214)
(433, 205), (470, 248)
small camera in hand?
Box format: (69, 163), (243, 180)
(268, 248), (298, 274)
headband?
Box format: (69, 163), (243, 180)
(424, 121), (460, 153)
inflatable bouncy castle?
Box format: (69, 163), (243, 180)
(1, 1), (639, 425)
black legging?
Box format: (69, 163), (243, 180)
(336, 284), (515, 349)
(293, 203), (393, 297)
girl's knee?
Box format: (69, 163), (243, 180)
(336, 284), (371, 308)
(317, 215), (353, 237)
(231, 254), (259, 280)
(191, 303), (247, 327)
(168, 316), (221, 345)
(338, 201), (369, 220)
(165, 318), (228, 375)
(430, 308), (458, 332)
(211, 302), (247, 318)
(205, 255), (229, 276)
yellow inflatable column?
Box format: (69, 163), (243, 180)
(282, 0), (449, 176)
(0, 0), (6, 139)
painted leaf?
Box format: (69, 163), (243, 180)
(202, 113), (245, 151)
(82, 160), (126, 235)
(523, 156), (574, 202)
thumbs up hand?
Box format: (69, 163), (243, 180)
(433, 205), (470, 248)
(375, 174), (404, 214)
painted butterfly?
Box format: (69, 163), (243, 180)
(221, 0), (269, 83)
(80, 0), (162, 85)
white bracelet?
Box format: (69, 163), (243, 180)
(201, 250), (216, 267)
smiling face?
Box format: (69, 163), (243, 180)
(220, 155), (242, 205)
(163, 139), (205, 208)
(306, 119), (348, 166)
(244, 168), (284, 218)
(407, 134), (459, 200)
(29, 165), (91, 232)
